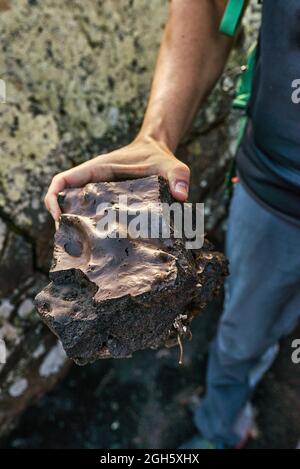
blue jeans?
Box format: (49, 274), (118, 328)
(194, 182), (300, 447)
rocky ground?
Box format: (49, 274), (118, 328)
(1, 297), (300, 449)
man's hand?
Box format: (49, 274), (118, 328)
(44, 136), (190, 221)
(45, 0), (234, 221)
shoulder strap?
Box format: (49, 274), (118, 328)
(219, 0), (246, 37)
(233, 42), (257, 110)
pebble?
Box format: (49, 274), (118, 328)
(17, 298), (34, 319)
(9, 378), (28, 397)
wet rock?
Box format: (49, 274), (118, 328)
(35, 176), (228, 364)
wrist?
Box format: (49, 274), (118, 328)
(137, 118), (179, 154)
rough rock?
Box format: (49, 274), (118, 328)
(35, 176), (228, 364)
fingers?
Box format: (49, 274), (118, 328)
(44, 148), (191, 224)
(167, 163), (190, 201)
(44, 160), (98, 220)
(44, 173), (67, 221)
(44, 159), (153, 220)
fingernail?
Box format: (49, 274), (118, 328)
(175, 181), (188, 196)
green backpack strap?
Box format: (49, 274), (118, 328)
(233, 42), (257, 144)
(219, 0), (247, 37)
(219, 1), (258, 202)
(224, 43), (257, 200)
(233, 43), (257, 112)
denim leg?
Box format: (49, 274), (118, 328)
(194, 182), (300, 446)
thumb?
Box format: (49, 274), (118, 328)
(168, 163), (190, 201)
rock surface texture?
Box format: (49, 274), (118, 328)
(35, 177), (227, 364)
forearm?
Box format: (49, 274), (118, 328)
(138, 0), (233, 152)
(45, 0), (239, 219)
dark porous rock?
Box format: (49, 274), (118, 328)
(35, 176), (228, 365)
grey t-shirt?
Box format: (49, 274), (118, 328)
(237, 0), (300, 222)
